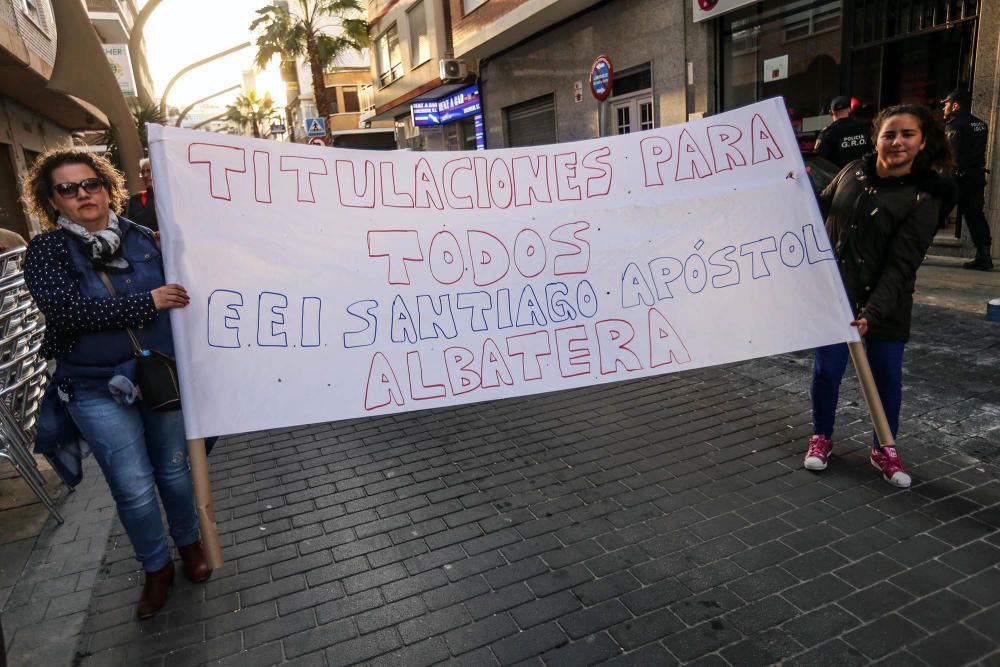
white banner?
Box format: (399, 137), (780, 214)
(149, 98), (858, 439)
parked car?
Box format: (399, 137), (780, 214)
(801, 151), (842, 199)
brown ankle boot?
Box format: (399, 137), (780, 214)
(178, 540), (212, 582)
(137, 561), (174, 619)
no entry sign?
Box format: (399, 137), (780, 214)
(590, 55), (613, 101)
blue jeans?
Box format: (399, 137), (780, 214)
(66, 385), (199, 572)
(811, 340), (905, 444)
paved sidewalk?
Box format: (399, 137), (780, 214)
(4, 262), (1000, 666)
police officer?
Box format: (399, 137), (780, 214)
(814, 96), (871, 168)
(943, 89), (992, 270)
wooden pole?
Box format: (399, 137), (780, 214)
(847, 341), (894, 448)
(186, 438), (224, 568)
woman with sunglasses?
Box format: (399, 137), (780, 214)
(804, 105), (952, 487)
(21, 148), (209, 619)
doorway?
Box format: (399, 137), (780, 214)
(850, 20), (976, 109)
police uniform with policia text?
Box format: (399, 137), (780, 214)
(815, 96), (871, 168)
(943, 89), (991, 270)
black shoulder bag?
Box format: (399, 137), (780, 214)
(96, 271), (182, 411)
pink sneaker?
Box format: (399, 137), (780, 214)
(870, 446), (911, 488)
(804, 435), (833, 471)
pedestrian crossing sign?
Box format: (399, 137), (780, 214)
(305, 117), (326, 136)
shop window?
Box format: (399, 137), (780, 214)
(463, 0), (488, 14)
(731, 27), (760, 55)
(376, 24), (403, 87)
(784, 3), (840, 41)
(342, 86), (360, 113)
(408, 1), (430, 67)
(721, 0), (843, 133)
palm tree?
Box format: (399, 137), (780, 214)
(225, 91), (277, 138)
(98, 103), (167, 166)
(250, 0), (368, 140)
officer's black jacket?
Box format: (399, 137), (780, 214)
(945, 110), (988, 175)
(815, 117), (872, 168)
(819, 156), (945, 341)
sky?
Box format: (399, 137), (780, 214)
(142, 0), (287, 111)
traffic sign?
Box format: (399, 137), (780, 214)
(308, 136), (326, 147)
(305, 117), (326, 136)
(590, 55), (613, 101)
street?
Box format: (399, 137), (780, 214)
(3, 258), (996, 666)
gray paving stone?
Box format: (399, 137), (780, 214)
(443, 612), (517, 656)
(10, 282), (991, 667)
(912, 622), (997, 665)
(842, 614), (927, 660)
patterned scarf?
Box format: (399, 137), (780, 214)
(56, 210), (130, 270)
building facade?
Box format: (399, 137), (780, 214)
(366, 0), (482, 151)
(0, 0), (107, 238)
(365, 0), (1000, 257)
(86, 0), (154, 106)
(282, 41), (394, 148)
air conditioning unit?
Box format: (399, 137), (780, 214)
(439, 59), (467, 82)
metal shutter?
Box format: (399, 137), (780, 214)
(504, 94), (556, 147)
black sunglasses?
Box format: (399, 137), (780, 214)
(53, 177), (104, 198)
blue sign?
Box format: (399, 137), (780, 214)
(304, 117), (326, 136)
(411, 101), (440, 127)
(590, 55), (613, 101)
(438, 86), (481, 124)
(474, 114), (485, 151)
(409, 86), (481, 127)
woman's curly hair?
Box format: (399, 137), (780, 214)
(871, 104), (954, 175)
(22, 148), (128, 228)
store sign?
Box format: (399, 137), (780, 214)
(409, 86), (481, 126)
(474, 114), (485, 150)
(438, 86), (481, 124)
(104, 43), (136, 98)
(692, 0), (758, 22)
(411, 101), (440, 127)
(148, 98), (858, 438)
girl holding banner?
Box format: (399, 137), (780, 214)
(804, 105), (952, 487)
(22, 149), (210, 619)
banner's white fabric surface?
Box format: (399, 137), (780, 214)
(148, 98), (859, 439)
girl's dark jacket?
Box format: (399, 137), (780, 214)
(819, 155), (946, 342)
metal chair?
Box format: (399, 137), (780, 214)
(0, 248), (63, 523)
(0, 363), (61, 523)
